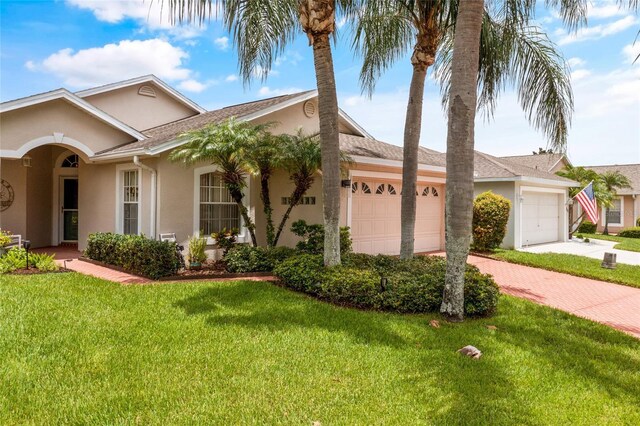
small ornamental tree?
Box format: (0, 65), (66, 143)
(472, 191), (511, 252)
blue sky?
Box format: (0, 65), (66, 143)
(1, 0), (638, 165)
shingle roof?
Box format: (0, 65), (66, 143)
(474, 151), (575, 184)
(339, 133), (446, 168)
(584, 164), (640, 195)
(500, 153), (567, 172)
(96, 90), (316, 155)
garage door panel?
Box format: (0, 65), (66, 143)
(522, 192), (560, 246)
(351, 181), (443, 255)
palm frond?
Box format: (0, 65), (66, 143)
(544, 0), (588, 31)
(435, 15), (573, 150)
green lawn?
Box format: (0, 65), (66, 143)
(581, 233), (640, 253)
(2, 274), (639, 425)
(492, 250), (640, 288)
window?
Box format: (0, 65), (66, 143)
(281, 196), (316, 205)
(422, 187), (430, 196)
(199, 172), (240, 234)
(387, 184), (396, 195)
(61, 154), (79, 168)
(122, 170), (139, 235)
(361, 183), (371, 194)
(605, 198), (623, 225)
(376, 184), (385, 194)
(351, 182), (358, 193)
(432, 187), (439, 197)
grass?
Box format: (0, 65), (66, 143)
(492, 250), (640, 289)
(1, 273), (639, 425)
(580, 233), (640, 253)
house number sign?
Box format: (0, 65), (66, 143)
(1, 179), (14, 212)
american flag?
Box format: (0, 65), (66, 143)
(575, 181), (599, 224)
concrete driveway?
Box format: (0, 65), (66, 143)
(521, 238), (640, 266)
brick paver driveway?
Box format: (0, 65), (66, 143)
(467, 255), (640, 339)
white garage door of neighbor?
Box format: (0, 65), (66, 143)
(522, 191), (560, 246)
(350, 180), (443, 255)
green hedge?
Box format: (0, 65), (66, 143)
(577, 220), (597, 234)
(85, 233), (182, 279)
(224, 245), (297, 273)
(472, 191), (511, 251)
(274, 253), (500, 316)
(618, 227), (640, 239)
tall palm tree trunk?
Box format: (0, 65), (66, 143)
(603, 208), (610, 235)
(313, 36), (341, 266)
(440, 0), (484, 322)
(300, 0), (341, 266)
(260, 169), (276, 246)
(400, 34), (434, 259)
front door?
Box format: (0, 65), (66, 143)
(60, 177), (78, 242)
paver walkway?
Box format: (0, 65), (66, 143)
(466, 255), (640, 339)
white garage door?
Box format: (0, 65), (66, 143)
(522, 192), (560, 246)
(350, 180), (443, 255)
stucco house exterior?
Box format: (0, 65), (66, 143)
(1, 75), (449, 255)
(473, 152), (577, 249)
(583, 164), (640, 233)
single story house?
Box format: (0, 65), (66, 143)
(1, 75), (449, 255)
(583, 164), (640, 232)
(473, 152), (577, 248)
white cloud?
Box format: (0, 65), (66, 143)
(258, 86), (303, 97)
(24, 60), (36, 71)
(225, 74), (238, 82)
(338, 64), (640, 166)
(177, 79), (208, 93)
(33, 39), (192, 87)
(567, 57), (586, 68)
(622, 43), (640, 64)
(214, 36), (229, 50)
(587, 1), (627, 19)
(556, 15), (637, 45)
(571, 69), (591, 81)
(65, 0), (206, 38)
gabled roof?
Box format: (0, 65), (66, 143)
(0, 88), (146, 141)
(340, 133), (445, 169)
(583, 164), (640, 195)
(474, 151), (577, 186)
(93, 90), (373, 158)
(75, 74), (206, 114)
(500, 153), (570, 172)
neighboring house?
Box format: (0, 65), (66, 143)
(0, 75), (447, 255)
(583, 164), (640, 233)
(473, 152), (577, 249)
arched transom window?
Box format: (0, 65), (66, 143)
(61, 154), (79, 168)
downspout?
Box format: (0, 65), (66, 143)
(133, 156), (157, 239)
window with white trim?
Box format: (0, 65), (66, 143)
(199, 172), (240, 234)
(606, 198), (622, 225)
(122, 170), (139, 235)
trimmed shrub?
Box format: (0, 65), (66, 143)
(275, 253), (500, 317)
(224, 245), (298, 273)
(273, 254), (324, 293)
(187, 234), (207, 264)
(618, 227), (640, 239)
(290, 220), (352, 255)
(85, 233), (182, 279)
(637, 217), (640, 227)
(472, 191), (511, 251)
(0, 249), (59, 274)
(577, 220), (597, 234)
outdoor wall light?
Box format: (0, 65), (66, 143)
(341, 179), (351, 188)
(23, 240), (31, 269)
(22, 155), (32, 167)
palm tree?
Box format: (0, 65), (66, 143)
(598, 171), (631, 235)
(273, 131), (323, 246)
(438, 0), (484, 322)
(169, 118), (269, 246)
(244, 131), (281, 246)
(166, 0), (359, 266)
(556, 165), (603, 235)
(352, 0), (585, 259)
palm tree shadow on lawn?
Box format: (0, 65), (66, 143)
(172, 282), (639, 422)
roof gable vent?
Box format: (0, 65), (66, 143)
(303, 100), (316, 118)
(138, 85), (157, 98)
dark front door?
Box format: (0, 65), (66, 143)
(61, 177), (78, 242)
